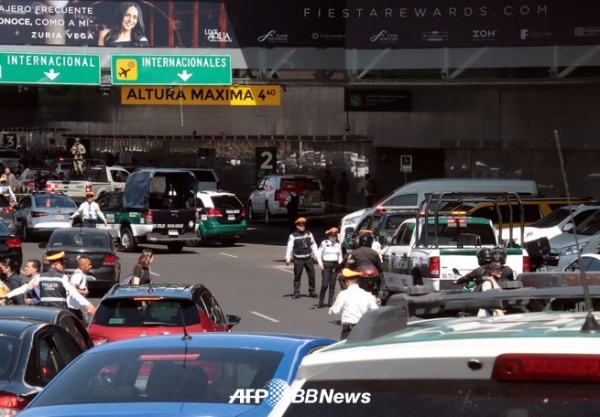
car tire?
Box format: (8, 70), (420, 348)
(247, 202), (255, 222)
(220, 237), (236, 247)
(167, 242), (184, 253)
(120, 227), (137, 252)
(264, 205), (271, 225)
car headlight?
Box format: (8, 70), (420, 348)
(342, 215), (361, 227)
(559, 243), (588, 256)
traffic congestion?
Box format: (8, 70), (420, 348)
(0, 158), (600, 416)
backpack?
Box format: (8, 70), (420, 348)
(121, 273), (134, 285)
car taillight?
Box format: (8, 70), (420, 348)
(428, 256), (440, 277)
(103, 254), (116, 265)
(91, 336), (110, 347)
(3, 206), (13, 213)
(31, 211), (48, 217)
(275, 190), (283, 207)
(0, 394), (29, 413)
(523, 255), (530, 272)
(194, 211), (199, 223)
(206, 208), (223, 218)
(241, 207), (247, 217)
(321, 191), (326, 202)
(45, 183), (58, 191)
(5, 237), (21, 248)
(144, 211), (153, 223)
(493, 354), (600, 382)
(85, 184), (93, 193)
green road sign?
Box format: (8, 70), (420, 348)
(111, 54), (232, 86)
(0, 52), (101, 85)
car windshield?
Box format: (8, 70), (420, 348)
(93, 299), (202, 326)
(28, 347), (284, 406)
(48, 232), (109, 248)
(574, 212), (600, 236)
(0, 336), (20, 379)
(281, 380), (600, 416)
(531, 207), (572, 228)
(210, 195), (243, 209)
(34, 195), (77, 209)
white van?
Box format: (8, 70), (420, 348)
(339, 178), (538, 242)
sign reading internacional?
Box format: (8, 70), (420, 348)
(111, 54), (231, 86)
(0, 52), (100, 85)
(121, 85), (280, 106)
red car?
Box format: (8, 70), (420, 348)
(88, 283), (241, 345)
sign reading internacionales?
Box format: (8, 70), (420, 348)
(111, 54), (231, 86)
(0, 52), (100, 85)
(121, 86), (280, 106)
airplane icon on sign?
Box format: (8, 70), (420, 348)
(118, 67), (131, 78)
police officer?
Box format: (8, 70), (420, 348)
(338, 232), (384, 291)
(285, 217), (318, 299)
(454, 247), (492, 289)
(284, 185), (300, 232)
(0, 251), (96, 317)
(317, 227), (343, 308)
(71, 137), (86, 175)
(0, 177), (16, 206)
(70, 191), (108, 228)
(329, 270), (379, 340)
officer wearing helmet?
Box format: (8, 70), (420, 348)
(454, 247), (492, 288)
(337, 231), (383, 292)
(490, 246), (514, 281)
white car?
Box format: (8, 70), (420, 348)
(270, 291), (600, 417)
(14, 191), (77, 241)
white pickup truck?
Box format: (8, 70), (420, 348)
(381, 215), (530, 297)
(45, 159), (130, 203)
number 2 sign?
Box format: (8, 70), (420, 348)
(255, 147), (277, 180)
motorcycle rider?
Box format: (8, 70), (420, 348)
(490, 245), (515, 282)
(454, 247), (492, 290)
(337, 232), (384, 293)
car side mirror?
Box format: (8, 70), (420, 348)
(562, 223), (573, 232)
(226, 314), (242, 329)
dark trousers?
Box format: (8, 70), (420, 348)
(319, 262), (337, 305)
(293, 257), (315, 295)
(83, 219), (96, 228)
(68, 308), (87, 326)
(340, 323), (355, 340)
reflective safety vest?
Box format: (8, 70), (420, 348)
(38, 269), (68, 309)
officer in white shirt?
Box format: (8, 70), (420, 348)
(70, 191), (107, 228)
(329, 269), (379, 340)
(0, 177), (16, 206)
(317, 227), (343, 308)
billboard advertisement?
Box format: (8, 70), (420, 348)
(0, 1), (598, 49)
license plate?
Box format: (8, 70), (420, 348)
(53, 215), (64, 221)
(168, 230), (178, 236)
(228, 215), (235, 220)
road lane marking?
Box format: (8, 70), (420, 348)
(273, 266), (293, 274)
(220, 252), (238, 258)
(251, 311), (280, 323)
(150, 271), (160, 277)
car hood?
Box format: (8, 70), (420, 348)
(19, 403), (262, 417)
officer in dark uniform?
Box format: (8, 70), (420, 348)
(337, 232), (384, 292)
(284, 185), (300, 232)
(0, 251), (96, 316)
(285, 217), (318, 299)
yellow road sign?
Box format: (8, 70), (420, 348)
(120, 85), (280, 106)
(115, 59), (138, 81)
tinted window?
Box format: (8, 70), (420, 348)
(575, 213), (600, 236)
(0, 337), (19, 379)
(532, 207), (572, 228)
(211, 195), (243, 209)
(418, 223), (497, 246)
(387, 193), (418, 207)
(28, 347), (284, 406)
(192, 170), (217, 182)
(34, 195), (77, 209)
(471, 204), (542, 224)
(0, 221), (11, 236)
(93, 299), (201, 326)
(281, 178), (321, 191)
(281, 380), (600, 417)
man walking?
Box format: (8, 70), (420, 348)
(329, 270), (379, 340)
(68, 256), (92, 322)
(285, 217), (318, 299)
(1, 167), (18, 193)
(70, 191), (107, 228)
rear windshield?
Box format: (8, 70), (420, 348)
(34, 195), (77, 208)
(281, 178), (321, 191)
(192, 170), (217, 182)
(282, 380), (600, 416)
(28, 347), (284, 406)
(418, 223), (497, 246)
(93, 299), (202, 327)
(208, 195), (243, 209)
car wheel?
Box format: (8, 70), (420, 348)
(378, 282), (391, 306)
(220, 237), (236, 247)
(120, 227), (137, 252)
(247, 203), (255, 222)
(167, 242), (184, 253)
(264, 205), (271, 225)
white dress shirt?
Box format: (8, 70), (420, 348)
(71, 201), (106, 222)
(329, 284), (379, 324)
(68, 268), (88, 309)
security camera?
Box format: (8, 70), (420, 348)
(344, 124), (351, 132)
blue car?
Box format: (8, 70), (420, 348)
(18, 332), (336, 417)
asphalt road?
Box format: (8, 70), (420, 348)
(20, 214), (348, 341)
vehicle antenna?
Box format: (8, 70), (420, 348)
(178, 304), (192, 341)
(555, 130), (600, 332)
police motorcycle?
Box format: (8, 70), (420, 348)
(336, 232), (383, 300)
(453, 246), (516, 292)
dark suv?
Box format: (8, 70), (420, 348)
(87, 283), (241, 346)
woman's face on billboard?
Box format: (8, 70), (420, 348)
(121, 6), (139, 32)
